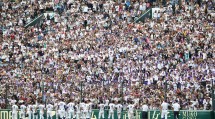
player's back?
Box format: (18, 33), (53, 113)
(27, 105), (32, 112)
(20, 105), (26, 111)
(67, 102), (75, 111)
(109, 103), (115, 111)
(12, 105), (18, 112)
(38, 104), (45, 112)
(88, 102), (93, 111)
(128, 104), (134, 112)
(161, 102), (169, 110)
(116, 104), (122, 111)
(47, 104), (53, 111)
(58, 101), (66, 110)
(99, 104), (105, 111)
(32, 105), (37, 113)
(80, 102), (85, 111)
(76, 104), (81, 113)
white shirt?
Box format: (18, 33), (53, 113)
(27, 105), (32, 113)
(58, 102), (66, 110)
(20, 105), (26, 113)
(38, 104), (45, 113)
(161, 102), (169, 110)
(67, 102), (75, 111)
(116, 104), (122, 112)
(83, 103), (89, 112)
(172, 103), (180, 111)
(86, 103), (93, 112)
(99, 104), (105, 112)
(105, 100), (109, 107)
(32, 105), (37, 113)
(142, 104), (149, 112)
(47, 104), (54, 111)
(80, 102), (85, 111)
(128, 104), (135, 113)
(12, 105), (19, 113)
(109, 103), (115, 112)
(75, 104), (81, 113)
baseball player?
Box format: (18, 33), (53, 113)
(47, 103), (54, 119)
(116, 101), (123, 119)
(12, 103), (19, 119)
(67, 102), (75, 119)
(27, 105), (33, 119)
(32, 104), (38, 119)
(108, 100), (115, 119)
(127, 101), (135, 119)
(58, 100), (66, 119)
(98, 101), (105, 119)
(38, 103), (45, 119)
(161, 100), (169, 119)
(75, 102), (81, 119)
(20, 104), (26, 119)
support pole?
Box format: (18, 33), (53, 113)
(103, 79), (104, 99)
(5, 83), (8, 108)
(80, 81), (83, 103)
(212, 79), (215, 110)
(165, 79), (167, 100)
(121, 81), (124, 105)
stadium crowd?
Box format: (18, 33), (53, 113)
(0, 0), (214, 112)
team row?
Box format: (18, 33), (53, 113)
(11, 101), (143, 119)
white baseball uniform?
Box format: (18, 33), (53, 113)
(161, 102), (169, 119)
(127, 104), (135, 119)
(58, 101), (66, 119)
(32, 105), (38, 119)
(75, 104), (81, 119)
(47, 104), (54, 119)
(38, 104), (45, 119)
(20, 105), (26, 119)
(67, 102), (75, 119)
(108, 103), (115, 119)
(12, 104), (18, 119)
(116, 104), (123, 119)
(27, 105), (32, 119)
(98, 104), (105, 119)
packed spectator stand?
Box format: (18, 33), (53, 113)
(0, 0), (214, 111)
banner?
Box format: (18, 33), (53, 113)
(0, 109), (214, 119)
(135, 8), (152, 23)
(24, 14), (44, 28)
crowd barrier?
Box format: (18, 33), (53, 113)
(0, 109), (214, 119)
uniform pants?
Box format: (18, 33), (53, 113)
(39, 112), (44, 119)
(83, 111), (88, 119)
(161, 110), (168, 119)
(76, 112), (81, 119)
(174, 111), (179, 119)
(58, 110), (65, 119)
(47, 111), (52, 119)
(67, 111), (75, 119)
(33, 113), (38, 119)
(28, 112), (32, 119)
(19, 112), (25, 119)
(12, 112), (17, 119)
(108, 111), (114, 119)
(128, 112), (134, 119)
(99, 111), (104, 119)
(117, 112), (121, 119)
